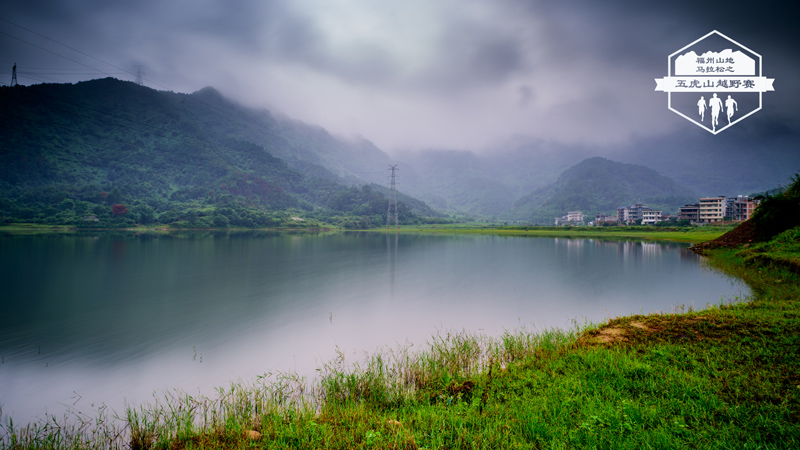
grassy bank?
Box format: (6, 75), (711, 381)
(3, 231), (798, 449)
(2, 222), (733, 243)
(381, 224), (733, 244)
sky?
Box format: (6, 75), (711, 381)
(1, 0), (797, 153)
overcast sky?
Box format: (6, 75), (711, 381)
(1, 0), (796, 153)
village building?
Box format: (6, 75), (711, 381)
(641, 210), (663, 225)
(678, 204), (700, 222)
(594, 213), (617, 226)
(555, 211), (585, 225)
(616, 202), (652, 224)
(728, 195), (757, 221)
(699, 196), (726, 223)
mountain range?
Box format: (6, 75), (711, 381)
(1, 78), (796, 227)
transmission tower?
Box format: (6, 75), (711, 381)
(10, 63), (18, 86)
(386, 164), (399, 229)
(134, 65), (144, 85)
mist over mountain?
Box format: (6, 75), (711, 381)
(394, 140), (592, 219)
(620, 122), (800, 196)
(166, 84), (393, 187)
(392, 122), (799, 220)
(507, 157), (696, 224)
(0, 78), (439, 227)
(2, 78), (796, 227)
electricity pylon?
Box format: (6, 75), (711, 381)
(386, 165), (399, 229)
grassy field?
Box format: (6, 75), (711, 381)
(382, 224), (734, 244)
(3, 226), (798, 449)
(1, 222), (732, 244)
(0, 223), (77, 233)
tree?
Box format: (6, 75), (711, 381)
(213, 213), (230, 228)
(58, 198), (74, 211)
(106, 188), (124, 205)
(136, 205), (156, 224)
(112, 204), (128, 215)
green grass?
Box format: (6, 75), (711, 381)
(0, 223), (76, 233)
(3, 228), (798, 449)
(737, 226), (800, 272)
(1, 222), (730, 243)
(377, 224), (733, 244)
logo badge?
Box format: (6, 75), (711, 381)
(655, 30), (775, 134)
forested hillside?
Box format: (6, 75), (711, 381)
(3, 78), (788, 228)
(0, 78), (442, 228)
(506, 157), (697, 224)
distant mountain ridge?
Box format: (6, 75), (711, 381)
(506, 157), (697, 224)
(395, 141), (590, 219)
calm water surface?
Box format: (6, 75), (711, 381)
(0, 231), (748, 421)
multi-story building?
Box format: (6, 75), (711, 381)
(682, 196), (757, 223)
(725, 197), (737, 218)
(740, 199), (757, 221)
(566, 211), (584, 222)
(555, 211), (585, 225)
(699, 196), (726, 223)
(594, 213), (617, 226)
(617, 202), (651, 224)
(678, 204), (700, 222)
(641, 210), (663, 225)
(729, 195), (757, 221)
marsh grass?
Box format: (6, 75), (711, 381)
(1, 326), (579, 449)
(1, 404), (122, 450)
(3, 245), (800, 449)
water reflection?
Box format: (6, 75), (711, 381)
(387, 231), (399, 297)
(0, 231), (748, 422)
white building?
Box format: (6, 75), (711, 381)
(699, 196), (726, 223)
(641, 210), (663, 225)
(555, 211), (585, 225)
(567, 211), (584, 222)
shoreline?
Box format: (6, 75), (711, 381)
(3, 230), (797, 448)
(1, 222), (731, 244)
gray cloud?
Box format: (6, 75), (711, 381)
(517, 85), (533, 107)
(1, 0), (796, 152)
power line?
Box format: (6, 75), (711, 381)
(0, 30), (116, 80)
(0, 19), (310, 151)
(0, 20), (311, 163)
(0, 17), (171, 90)
(0, 19), (389, 195)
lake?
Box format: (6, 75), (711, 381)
(0, 231), (748, 422)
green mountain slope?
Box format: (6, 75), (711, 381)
(507, 157), (697, 224)
(0, 78), (438, 228)
(183, 86), (393, 186)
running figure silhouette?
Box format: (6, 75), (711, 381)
(725, 95), (738, 124)
(697, 96), (707, 122)
(709, 93), (723, 132)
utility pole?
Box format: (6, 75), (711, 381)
(386, 164), (399, 229)
(11, 63), (18, 86)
